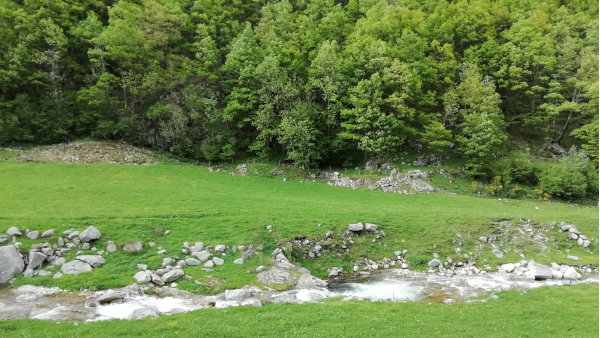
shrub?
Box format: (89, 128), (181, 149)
(407, 256), (430, 269)
(492, 151), (536, 186)
(537, 164), (588, 199)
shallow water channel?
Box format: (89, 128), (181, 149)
(1, 270), (597, 322)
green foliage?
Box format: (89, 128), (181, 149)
(537, 164), (588, 199)
(407, 255), (430, 269)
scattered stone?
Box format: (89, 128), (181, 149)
(192, 250), (212, 262)
(26, 231), (40, 240)
(137, 264), (147, 271)
(58, 237), (65, 247)
(107, 245), (117, 253)
(428, 259), (441, 267)
(122, 241), (143, 252)
(23, 268), (34, 278)
(6, 227), (22, 236)
(82, 243), (90, 250)
(79, 226), (101, 242)
(583, 240), (591, 248)
(133, 271), (151, 283)
(54, 257), (66, 266)
(149, 242), (155, 247)
(162, 269), (184, 283)
(365, 223), (378, 232)
(53, 272), (62, 279)
(185, 258), (200, 266)
(67, 231), (80, 239)
(61, 260), (92, 275)
(256, 266), (265, 273)
(204, 260), (214, 268)
(176, 260), (186, 267)
(215, 245), (226, 253)
(479, 236), (488, 243)
(454, 248), (462, 255)
(76, 255), (105, 268)
(162, 258), (174, 267)
(189, 242), (204, 252)
(348, 222), (364, 232)
(213, 257), (224, 266)
(225, 289), (251, 302)
(40, 229), (54, 238)
(97, 291), (126, 304)
(131, 306), (159, 320)
(567, 255), (581, 261)
(151, 274), (164, 286)
(0, 235), (6, 244)
(233, 258), (244, 264)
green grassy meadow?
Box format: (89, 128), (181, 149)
(0, 159), (597, 292)
(0, 284), (598, 337)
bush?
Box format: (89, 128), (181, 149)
(492, 151), (536, 186)
(407, 256), (431, 269)
(537, 164), (588, 199)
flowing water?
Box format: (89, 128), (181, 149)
(0, 271), (597, 322)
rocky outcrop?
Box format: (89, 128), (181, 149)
(0, 245), (25, 283)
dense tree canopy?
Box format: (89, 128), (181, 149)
(0, 0), (597, 170)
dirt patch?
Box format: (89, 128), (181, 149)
(3, 142), (158, 165)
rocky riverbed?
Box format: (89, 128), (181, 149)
(1, 269), (597, 322)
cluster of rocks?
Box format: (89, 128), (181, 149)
(412, 154), (445, 167)
(236, 164), (248, 175)
(499, 260), (587, 280)
(0, 226), (104, 282)
(333, 177), (373, 190)
(364, 162), (393, 171)
(257, 248), (326, 288)
(560, 223), (592, 248)
(372, 169), (435, 193)
(308, 171), (341, 180)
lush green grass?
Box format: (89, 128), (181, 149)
(0, 284), (598, 337)
(0, 160), (597, 292)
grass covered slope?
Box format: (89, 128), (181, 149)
(0, 160), (597, 291)
(1, 284), (598, 337)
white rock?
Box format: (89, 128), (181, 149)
(133, 271), (151, 283)
(79, 226), (101, 242)
(365, 223), (378, 232)
(233, 258), (244, 264)
(75, 255), (105, 268)
(348, 223), (364, 232)
(212, 257), (224, 266)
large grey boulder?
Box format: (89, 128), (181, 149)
(582, 240), (591, 248)
(189, 242), (204, 253)
(501, 263), (515, 272)
(28, 251), (47, 269)
(61, 260), (92, 275)
(365, 223), (378, 232)
(76, 255), (105, 268)
(134, 271), (151, 283)
(6, 227), (22, 236)
(479, 236), (488, 243)
(26, 231), (40, 240)
(122, 241), (143, 252)
(41, 229), (54, 238)
(192, 250), (212, 262)
(215, 245), (226, 253)
(296, 274), (327, 288)
(225, 289), (251, 302)
(427, 259), (442, 267)
(131, 306), (159, 320)
(257, 268), (294, 284)
(151, 274), (165, 286)
(528, 263), (553, 280)
(212, 257), (224, 266)
(562, 266), (581, 280)
(79, 226), (101, 242)
(0, 245), (25, 283)
(348, 223), (364, 232)
(97, 291), (126, 304)
(185, 258), (200, 266)
(162, 269), (184, 283)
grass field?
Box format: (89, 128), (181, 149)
(0, 284), (598, 337)
(0, 159), (597, 292)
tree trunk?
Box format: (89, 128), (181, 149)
(553, 110), (574, 145)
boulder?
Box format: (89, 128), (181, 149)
(454, 248), (462, 255)
(479, 236), (488, 243)
(134, 271), (151, 283)
(67, 231), (80, 239)
(97, 291), (126, 304)
(26, 231), (40, 240)
(215, 245), (226, 253)
(137, 264), (147, 271)
(58, 238), (65, 246)
(76, 255), (105, 268)
(162, 269), (184, 283)
(501, 263), (515, 272)
(348, 223), (364, 232)
(53, 272), (62, 279)
(192, 250), (212, 262)
(6, 227), (22, 236)
(41, 229), (54, 238)
(122, 241), (143, 252)
(256, 266), (265, 273)
(583, 240), (591, 248)
(131, 306), (159, 320)
(212, 257), (224, 266)
(233, 258), (244, 264)
(551, 270), (563, 279)
(204, 260), (214, 268)
(0, 245), (25, 283)
(567, 255), (581, 261)
(162, 258), (174, 267)
(562, 266), (581, 280)
(28, 251), (47, 269)
(79, 226), (101, 242)
(225, 289), (251, 302)
(185, 258), (200, 266)
(176, 260), (186, 267)
(296, 274), (327, 288)
(189, 242), (204, 253)
(427, 259), (442, 267)
(0, 235), (7, 244)
(365, 223), (378, 232)
(257, 268), (294, 284)
(528, 263), (553, 280)
(61, 260), (92, 275)
(54, 257), (66, 266)
(151, 274), (165, 286)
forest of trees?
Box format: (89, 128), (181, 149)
(0, 0), (598, 174)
